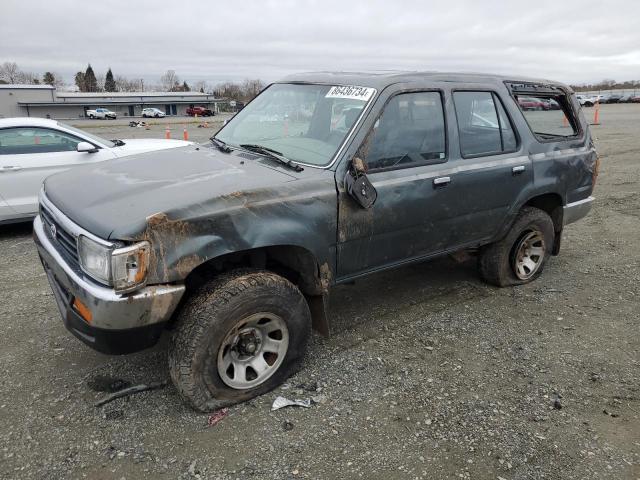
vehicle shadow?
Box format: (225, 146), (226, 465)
(0, 221), (33, 240)
(326, 255), (486, 337)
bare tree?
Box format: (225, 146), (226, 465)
(193, 80), (210, 93)
(0, 62), (21, 83)
(241, 79), (265, 100)
(160, 70), (179, 91)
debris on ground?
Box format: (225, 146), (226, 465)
(94, 380), (168, 407)
(128, 121), (148, 128)
(283, 420), (294, 431)
(271, 396), (312, 411)
(207, 408), (229, 427)
(87, 376), (132, 393)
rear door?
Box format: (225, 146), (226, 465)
(442, 90), (533, 244)
(0, 127), (116, 216)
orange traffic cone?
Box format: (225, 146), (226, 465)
(183, 127), (189, 141)
(165, 127), (171, 139)
(592, 102), (600, 125)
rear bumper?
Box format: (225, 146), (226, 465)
(563, 196), (594, 226)
(33, 215), (185, 354)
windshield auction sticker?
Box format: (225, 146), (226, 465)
(325, 85), (375, 102)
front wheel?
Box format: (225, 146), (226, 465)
(478, 207), (554, 287)
(169, 270), (311, 411)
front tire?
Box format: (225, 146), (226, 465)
(478, 207), (554, 287)
(169, 270), (311, 412)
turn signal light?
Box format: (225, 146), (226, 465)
(72, 297), (93, 324)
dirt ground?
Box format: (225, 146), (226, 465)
(0, 104), (638, 480)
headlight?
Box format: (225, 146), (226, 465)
(77, 235), (111, 285)
(78, 236), (150, 292)
(111, 242), (150, 292)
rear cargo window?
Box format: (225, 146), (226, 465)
(514, 94), (578, 139)
(453, 91), (518, 157)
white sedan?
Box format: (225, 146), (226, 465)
(142, 108), (166, 118)
(0, 117), (193, 224)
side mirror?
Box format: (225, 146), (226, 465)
(77, 142), (98, 153)
(344, 157), (377, 209)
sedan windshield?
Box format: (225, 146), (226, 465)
(215, 83), (376, 167)
(58, 122), (115, 148)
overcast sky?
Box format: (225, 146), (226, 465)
(1, 0), (639, 87)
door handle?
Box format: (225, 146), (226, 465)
(0, 166), (22, 172)
(512, 165), (525, 175)
(433, 176), (451, 187)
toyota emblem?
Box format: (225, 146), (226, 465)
(49, 223), (57, 238)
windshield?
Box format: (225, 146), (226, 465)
(58, 122), (115, 148)
(215, 83), (376, 167)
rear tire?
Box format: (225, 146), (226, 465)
(478, 207), (554, 287)
(169, 270), (311, 412)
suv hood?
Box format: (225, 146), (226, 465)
(44, 145), (302, 239)
(112, 138), (192, 156)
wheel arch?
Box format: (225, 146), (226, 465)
(183, 244), (332, 335)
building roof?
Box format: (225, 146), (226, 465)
(0, 84), (55, 90)
(56, 91), (216, 98)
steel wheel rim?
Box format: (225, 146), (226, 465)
(217, 312), (289, 390)
(512, 230), (546, 280)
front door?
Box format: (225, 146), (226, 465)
(0, 127), (116, 216)
(337, 90), (452, 278)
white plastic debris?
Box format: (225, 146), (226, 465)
(271, 396), (311, 411)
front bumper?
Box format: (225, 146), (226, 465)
(33, 215), (185, 354)
(563, 196), (594, 226)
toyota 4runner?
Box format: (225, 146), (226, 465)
(34, 72), (598, 411)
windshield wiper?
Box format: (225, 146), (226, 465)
(210, 136), (232, 153)
(110, 139), (126, 146)
(239, 144), (304, 172)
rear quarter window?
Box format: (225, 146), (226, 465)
(514, 93), (579, 140)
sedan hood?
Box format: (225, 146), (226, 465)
(44, 146), (300, 239)
(113, 138), (192, 156)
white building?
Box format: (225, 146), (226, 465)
(0, 84), (223, 119)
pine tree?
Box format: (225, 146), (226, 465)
(84, 64), (98, 92)
(104, 68), (116, 92)
(43, 72), (55, 86)
(182, 81), (190, 92)
(75, 71), (86, 91)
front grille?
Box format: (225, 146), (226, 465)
(40, 204), (80, 266)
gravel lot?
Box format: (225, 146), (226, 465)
(0, 104), (638, 480)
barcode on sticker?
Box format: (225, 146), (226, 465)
(325, 86), (375, 101)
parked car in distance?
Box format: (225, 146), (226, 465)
(631, 95), (640, 103)
(34, 72), (598, 411)
(86, 108), (116, 119)
(517, 96), (547, 110)
(0, 117), (193, 224)
(618, 93), (636, 103)
(576, 94), (596, 107)
(603, 93), (622, 104)
(141, 108), (166, 118)
(186, 106), (214, 116)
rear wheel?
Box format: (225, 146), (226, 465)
(478, 207), (554, 287)
(169, 270), (311, 411)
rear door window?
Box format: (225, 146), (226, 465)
(514, 94), (578, 139)
(453, 91), (518, 157)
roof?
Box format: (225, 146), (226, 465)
(0, 117), (60, 128)
(280, 71), (566, 90)
(0, 84), (55, 90)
